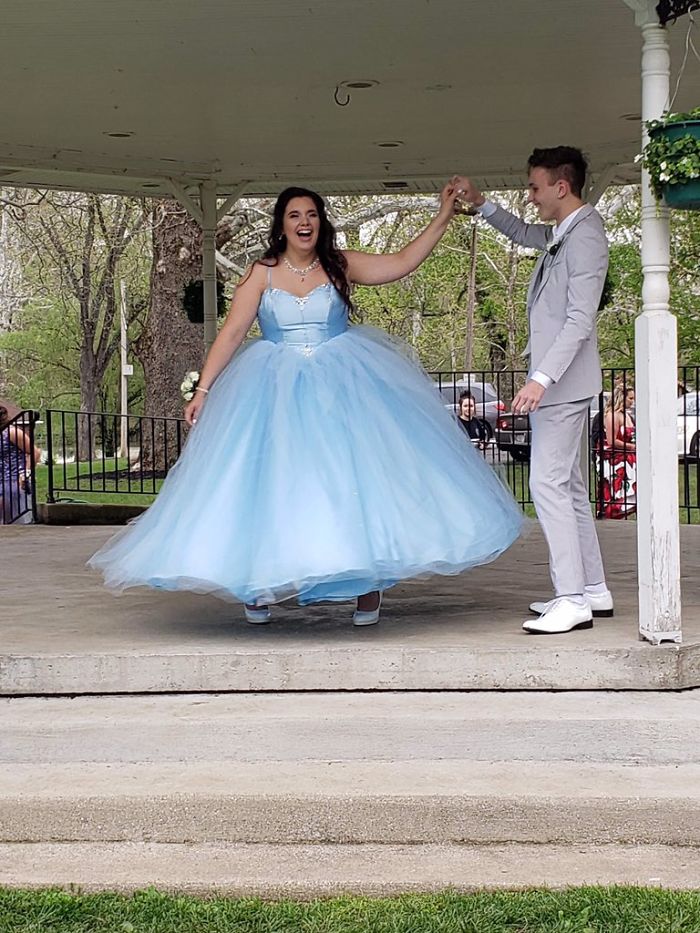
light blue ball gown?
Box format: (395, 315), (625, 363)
(89, 276), (523, 605)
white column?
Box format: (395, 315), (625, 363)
(634, 17), (682, 644)
(200, 180), (218, 352)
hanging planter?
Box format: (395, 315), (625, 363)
(640, 108), (700, 210)
(182, 279), (228, 324)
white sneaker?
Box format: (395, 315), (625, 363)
(522, 597), (593, 635)
(529, 589), (613, 618)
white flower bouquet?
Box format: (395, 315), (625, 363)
(180, 370), (200, 402)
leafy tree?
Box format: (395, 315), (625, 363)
(0, 190), (150, 456)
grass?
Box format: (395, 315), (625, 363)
(1, 887), (700, 933)
(34, 461), (160, 508)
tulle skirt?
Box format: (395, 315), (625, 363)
(88, 326), (523, 604)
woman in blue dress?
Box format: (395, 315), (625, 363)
(89, 181), (522, 625)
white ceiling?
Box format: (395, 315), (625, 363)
(0, 0), (697, 198)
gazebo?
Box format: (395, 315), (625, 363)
(1, 0), (698, 645)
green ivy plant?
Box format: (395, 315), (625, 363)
(639, 107), (700, 201)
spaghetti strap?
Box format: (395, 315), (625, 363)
(266, 264), (272, 289)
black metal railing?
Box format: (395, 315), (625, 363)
(45, 409), (186, 502)
(431, 366), (700, 522)
(677, 365), (700, 523)
(42, 365), (700, 521)
(1, 410), (39, 524)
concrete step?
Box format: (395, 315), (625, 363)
(6, 639), (697, 693)
(3, 759), (700, 846)
(2, 842), (698, 895)
(4, 523), (700, 695)
(2, 692), (700, 848)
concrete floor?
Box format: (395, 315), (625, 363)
(2, 520), (699, 693)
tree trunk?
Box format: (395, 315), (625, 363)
(0, 191), (23, 397)
(0, 192), (22, 333)
(77, 343), (99, 461)
(136, 199), (205, 470)
(411, 307), (422, 346)
(463, 221), (478, 372)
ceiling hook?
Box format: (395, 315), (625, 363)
(334, 85), (351, 107)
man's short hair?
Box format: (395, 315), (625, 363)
(527, 146), (588, 198)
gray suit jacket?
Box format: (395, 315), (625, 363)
(484, 204), (608, 406)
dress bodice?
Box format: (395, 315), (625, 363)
(621, 424), (635, 442)
(604, 419), (635, 452)
(258, 284), (348, 353)
(615, 422), (635, 445)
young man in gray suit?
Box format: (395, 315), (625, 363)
(454, 147), (613, 634)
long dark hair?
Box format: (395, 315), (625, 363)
(258, 187), (354, 314)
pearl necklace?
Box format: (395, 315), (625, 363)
(283, 256), (321, 281)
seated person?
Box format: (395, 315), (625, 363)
(0, 401), (42, 524)
(457, 390), (489, 448)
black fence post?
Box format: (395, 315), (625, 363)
(46, 410), (55, 504)
(28, 410), (38, 522)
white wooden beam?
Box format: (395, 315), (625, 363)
(217, 181), (250, 222)
(0, 142), (212, 180)
(166, 177), (203, 225)
(587, 165), (619, 206)
(634, 18), (682, 644)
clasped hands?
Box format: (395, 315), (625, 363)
(450, 176), (486, 213)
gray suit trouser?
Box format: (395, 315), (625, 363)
(529, 398), (605, 596)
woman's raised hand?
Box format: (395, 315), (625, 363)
(438, 178), (463, 219)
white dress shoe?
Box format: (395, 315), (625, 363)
(529, 589), (614, 618)
(522, 597), (593, 635)
(244, 605), (272, 624)
(353, 593), (382, 626)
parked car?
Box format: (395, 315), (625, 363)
(433, 379), (505, 439)
(495, 395), (610, 463)
(678, 391), (700, 459)
(494, 410), (530, 462)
